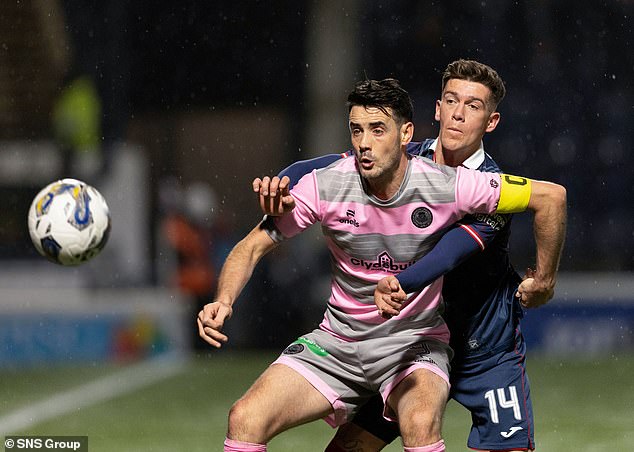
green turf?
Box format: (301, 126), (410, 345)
(1, 352), (633, 451)
(0, 364), (116, 413)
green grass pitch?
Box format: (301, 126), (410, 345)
(1, 352), (633, 451)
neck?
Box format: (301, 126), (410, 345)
(435, 142), (479, 167)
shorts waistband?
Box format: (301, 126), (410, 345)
(453, 336), (517, 362)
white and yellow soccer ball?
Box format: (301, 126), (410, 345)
(28, 178), (111, 266)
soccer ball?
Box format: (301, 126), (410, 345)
(28, 178), (111, 266)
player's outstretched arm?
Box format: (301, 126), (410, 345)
(198, 222), (279, 347)
(517, 180), (567, 308)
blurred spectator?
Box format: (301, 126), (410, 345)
(58, 0), (132, 178)
(51, 75), (102, 177)
(159, 180), (218, 350)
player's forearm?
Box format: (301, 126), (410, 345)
(528, 181), (567, 285)
(215, 224), (277, 307)
(397, 226), (484, 293)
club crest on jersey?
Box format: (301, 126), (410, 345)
(289, 337), (329, 356)
(283, 343), (304, 355)
(411, 207), (433, 228)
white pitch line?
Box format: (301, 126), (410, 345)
(0, 352), (187, 435)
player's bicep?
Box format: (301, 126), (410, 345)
(525, 179), (567, 213)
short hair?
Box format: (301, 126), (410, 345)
(441, 59), (506, 110)
(347, 78), (414, 125)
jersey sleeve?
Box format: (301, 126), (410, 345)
(454, 167), (534, 215)
(454, 166), (503, 216)
(270, 171), (321, 240)
(396, 216), (501, 293)
(279, 153), (348, 189)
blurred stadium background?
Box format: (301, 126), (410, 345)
(0, 1), (632, 450)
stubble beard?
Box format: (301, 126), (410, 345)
(360, 147), (404, 195)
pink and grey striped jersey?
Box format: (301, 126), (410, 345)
(264, 154), (503, 343)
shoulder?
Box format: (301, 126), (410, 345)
(478, 151), (503, 173)
(411, 155), (457, 179)
(317, 153), (355, 172)
(312, 154), (359, 188)
(406, 139), (435, 158)
(281, 153), (350, 188)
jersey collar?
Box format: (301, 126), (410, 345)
(430, 138), (486, 169)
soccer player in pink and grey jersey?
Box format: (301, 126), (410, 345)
(198, 77), (566, 452)
(257, 60), (567, 452)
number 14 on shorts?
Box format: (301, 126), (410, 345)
(484, 386), (522, 423)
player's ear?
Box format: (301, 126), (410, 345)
(434, 100), (441, 122)
(401, 121), (414, 144)
(485, 111), (500, 133)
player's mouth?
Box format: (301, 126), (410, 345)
(359, 155), (374, 170)
(446, 127), (463, 135)
(359, 159), (374, 170)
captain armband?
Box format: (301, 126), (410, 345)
(496, 174), (532, 213)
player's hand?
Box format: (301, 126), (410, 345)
(375, 276), (407, 319)
(515, 268), (554, 309)
(197, 301), (233, 348)
(252, 176), (295, 216)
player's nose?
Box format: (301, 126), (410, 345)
(451, 104), (465, 121)
(358, 132), (372, 151)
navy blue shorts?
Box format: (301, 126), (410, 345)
(451, 333), (534, 450)
(352, 332), (535, 450)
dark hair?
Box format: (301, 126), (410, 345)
(441, 59), (506, 109)
(347, 78), (413, 124)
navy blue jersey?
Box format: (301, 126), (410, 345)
(409, 140), (523, 361)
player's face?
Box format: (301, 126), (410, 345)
(349, 105), (412, 191)
(435, 79), (500, 157)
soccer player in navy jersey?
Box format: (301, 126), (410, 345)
(254, 60), (566, 451)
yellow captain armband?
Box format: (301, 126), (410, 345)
(497, 174), (532, 213)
